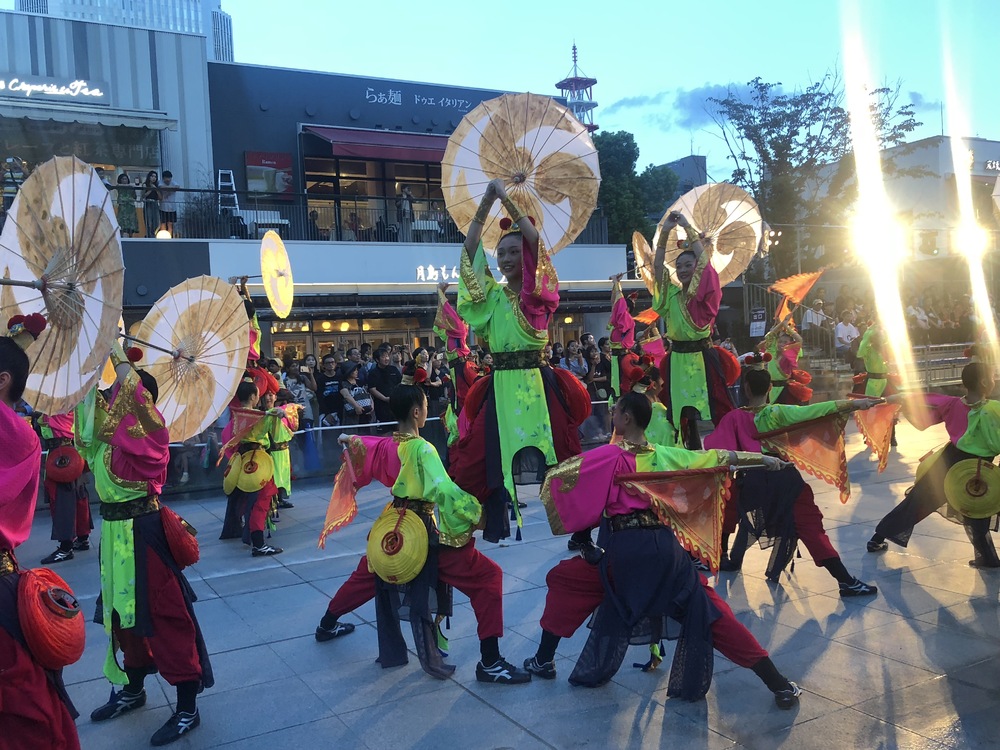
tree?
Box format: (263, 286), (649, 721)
(593, 131), (653, 244)
(708, 73), (922, 276)
(637, 163), (679, 217)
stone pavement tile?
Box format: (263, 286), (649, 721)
(200, 564), (304, 597)
(900, 563), (1000, 599)
(945, 655), (1000, 691)
(223, 582), (332, 642)
(270, 620), (386, 673)
(187, 576), (219, 602)
(711, 572), (815, 616)
(174, 675), (334, 747)
(215, 715), (370, 750)
(283, 542), (364, 582)
(890, 534), (979, 564)
(661, 665), (843, 745)
(62, 620), (116, 685)
(194, 597), (268, 654)
(757, 636), (939, 707)
(309, 577), (377, 624)
(758, 592), (905, 641)
(736, 706), (951, 750)
(830, 569), (977, 618)
(852, 547), (946, 581)
(338, 683), (554, 750)
(66, 675), (172, 724)
(836, 618), (998, 673)
(299, 651), (456, 714)
(915, 597), (1000, 643)
(854, 675), (1000, 749)
(186, 539), (286, 579)
(201, 643), (295, 691)
(75, 702), (185, 750)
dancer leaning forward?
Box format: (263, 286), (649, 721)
(315, 362), (531, 684)
(525, 391), (802, 708)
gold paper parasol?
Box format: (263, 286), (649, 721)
(653, 183), (763, 287)
(442, 92), (601, 254)
(0, 156), (124, 414)
(99, 316), (126, 389)
(135, 276), (249, 443)
(260, 230), (294, 319)
(632, 230), (656, 294)
(944, 459), (1000, 519)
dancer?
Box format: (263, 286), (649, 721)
(704, 363), (879, 594)
(433, 281), (479, 413)
(271, 389), (300, 510)
(652, 211), (733, 449)
(37, 410), (93, 563)
(525, 392), (801, 708)
(868, 362), (999, 566)
(219, 379), (283, 556)
(79, 342), (213, 746)
(316, 364), (530, 684)
(607, 272), (636, 398)
(759, 312), (812, 405)
(448, 178), (590, 542)
(0, 315), (82, 750)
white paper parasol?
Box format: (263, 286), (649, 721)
(260, 230), (294, 319)
(0, 156), (124, 414)
(442, 92), (601, 254)
(135, 276), (249, 443)
(653, 183), (763, 287)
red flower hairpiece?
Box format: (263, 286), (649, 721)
(414, 368), (428, 385)
(126, 347), (143, 363)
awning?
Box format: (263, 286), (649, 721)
(302, 125), (447, 162)
(0, 100), (176, 130)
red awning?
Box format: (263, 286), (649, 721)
(303, 126), (447, 162)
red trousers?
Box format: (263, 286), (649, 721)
(326, 539), (503, 640)
(0, 629), (80, 750)
(539, 557), (768, 668)
(112, 547), (202, 686)
(247, 481), (277, 533)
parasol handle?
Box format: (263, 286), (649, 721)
(228, 275), (263, 283)
(0, 278), (46, 291)
(120, 333), (196, 364)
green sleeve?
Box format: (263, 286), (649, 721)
(957, 401), (1000, 456)
(457, 241), (498, 330)
(395, 439), (482, 533)
(638, 445), (728, 472)
(755, 400), (843, 433)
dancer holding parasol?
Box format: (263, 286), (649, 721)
(441, 93), (599, 543)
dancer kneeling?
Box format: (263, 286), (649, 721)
(316, 363), (530, 684)
(705, 366), (878, 595)
(525, 392), (800, 708)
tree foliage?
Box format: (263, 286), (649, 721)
(709, 72), (922, 275)
(637, 163), (679, 217)
(593, 130), (653, 244)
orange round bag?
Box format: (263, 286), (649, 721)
(45, 445), (85, 483)
(160, 505), (200, 568)
(17, 568), (85, 670)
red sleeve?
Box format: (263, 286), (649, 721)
(687, 261), (722, 329)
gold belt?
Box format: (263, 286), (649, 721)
(0, 549), (16, 576)
(608, 509), (662, 533)
(100, 496), (160, 521)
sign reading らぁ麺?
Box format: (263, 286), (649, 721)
(0, 74), (108, 105)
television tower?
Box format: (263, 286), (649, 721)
(556, 43), (598, 132)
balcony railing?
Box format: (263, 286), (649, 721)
(92, 186), (609, 245)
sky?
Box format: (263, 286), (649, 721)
(220, 0), (999, 179)
(2, 0), (997, 179)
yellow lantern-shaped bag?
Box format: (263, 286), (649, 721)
(366, 505), (429, 584)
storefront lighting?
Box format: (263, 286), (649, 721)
(299, 324), (309, 332)
(563, 316), (573, 324)
(155, 229), (172, 239)
(362, 323), (371, 331)
(340, 322), (350, 332)
(321, 321), (332, 331)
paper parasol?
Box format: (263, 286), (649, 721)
(653, 183), (763, 287)
(0, 156), (124, 414)
(260, 230), (294, 319)
(442, 92), (601, 254)
(99, 316), (127, 389)
(135, 276), (249, 443)
(632, 230), (656, 294)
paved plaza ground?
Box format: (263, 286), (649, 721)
(20, 418), (1000, 749)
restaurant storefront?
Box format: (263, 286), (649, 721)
(0, 10), (213, 198)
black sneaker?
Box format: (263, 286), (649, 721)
(277, 499), (294, 509)
(72, 538), (91, 551)
(251, 544), (283, 556)
(523, 656), (556, 680)
(774, 681), (802, 709)
(150, 710), (200, 746)
(839, 578), (878, 597)
(90, 688), (147, 722)
(315, 621), (356, 642)
(866, 538), (888, 553)
(475, 658), (531, 684)
(41, 548), (73, 565)
(718, 557), (742, 572)
(567, 537), (588, 551)
(968, 558), (1000, 569)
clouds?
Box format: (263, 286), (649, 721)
(603, 82), (775, 132)
(908, 91), (941, 113)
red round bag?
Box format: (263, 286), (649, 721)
(17, 568), (85, 670)
(44, 445), (85, 483)
(160, 505), (200, 568)
(715, 346), (741, 387)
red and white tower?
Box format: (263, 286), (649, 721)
(555, 43), (598, 132)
